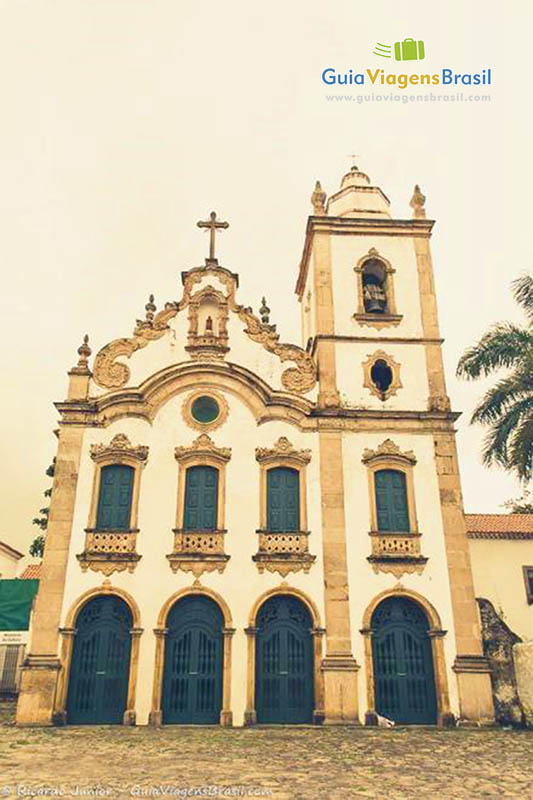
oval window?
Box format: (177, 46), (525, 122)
(371, 359), (393, 395)
(191, 395), (220, 424)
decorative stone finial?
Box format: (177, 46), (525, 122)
(77, 334), (91, 368)
(311, 180), (327, 215)
(145, 294), (156, 323)
(259, 297), (270, 324)
(410, 184), (426, 219)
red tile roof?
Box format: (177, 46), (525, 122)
(18, 563), (41, 580)
(465, 514), (533, 539)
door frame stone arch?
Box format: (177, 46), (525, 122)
(361, 587), (452, 726)
(245, 586), (325, 725)
(150, 585), (234, 726)
(55, 584), (142, 725)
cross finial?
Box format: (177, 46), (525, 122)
(348, 153), (359, 170)
(197, 211), (229, 264)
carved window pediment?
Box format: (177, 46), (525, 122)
(362, 439), (416, 467)
(174, 434), (231, 464)
(255, 437), (311, 467)
(90, 434), (149, 464)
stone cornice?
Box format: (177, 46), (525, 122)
(310, 334), (444, 356)
(296, 215), (435, 297)
(467, 531), (533, 540)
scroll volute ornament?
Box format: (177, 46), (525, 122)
(362, 439), (416, 467)
(90, 434), (149, 464)
(255, 437), (311, 466)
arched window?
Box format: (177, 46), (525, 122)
(374, 469), (410, 532)
(184, 465), (219, 530)
(363, 259), (388, 314)
(96, 464), (135, 530)
(267, 467), (300, 532)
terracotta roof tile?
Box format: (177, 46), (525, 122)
(465, 514), (533, 538)
(18, 563), (41, 580)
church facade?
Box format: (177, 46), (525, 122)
(16, 166), (495, 727)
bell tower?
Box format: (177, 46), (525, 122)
(296, 164), (495, 725)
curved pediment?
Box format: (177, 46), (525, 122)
(92, 264), (316, 396)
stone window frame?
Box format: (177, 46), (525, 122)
(362, 440), (419, 535)
(255, 437), (311, 533)
(174, 434), (232, 532)
(523, 566), (533, 604)
(87, 434), (149, 533)
(353, 248), (403, 329)
(182, 389), (229, 433)
(362, 350), (403, 402)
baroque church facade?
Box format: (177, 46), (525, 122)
(16, 166), (496, 727)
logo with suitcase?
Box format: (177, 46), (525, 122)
(373, 38), (426, 61)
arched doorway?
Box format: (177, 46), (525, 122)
(67, 595), (132, 724)
(162, 595), (223, 724)
(255, 595), (314, 724)
(371, 596), (437, 724)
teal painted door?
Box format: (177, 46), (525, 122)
(96, 465), (134, 530)
(375, 469), (410, 532)
(184, 466), (218, 530)
(372, 597), (437, 724)
(256, 595), (313, 724)
(67, 595), (132, 725)
(267, 467), (299, 531)
(162, 596), (223, 724)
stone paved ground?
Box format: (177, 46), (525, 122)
(0, 706), (532, 799)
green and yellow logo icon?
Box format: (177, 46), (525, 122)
(373, 38), (426, 61)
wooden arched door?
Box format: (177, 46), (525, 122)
(162, 595), (223, 724)
(255, 595), (314, 724)
(67, 595), (132, 724)
(371, 596), (437, 724)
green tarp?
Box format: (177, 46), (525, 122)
(0, 580), (39, 631)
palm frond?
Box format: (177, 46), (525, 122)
(480, 397), (533, 470)
(508, 415), (533, 481)
(470, 368), (533, 424)
(512, 273), (533, 321)
(456, 323), (533, 379)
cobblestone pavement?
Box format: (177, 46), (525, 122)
(1, 706), (532, 799)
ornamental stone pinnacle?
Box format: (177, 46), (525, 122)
(311, 181), (327, 215)
(410, 184), (427, 219)
(77, 334), (91, 368)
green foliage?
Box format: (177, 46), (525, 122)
(502, 489), (533, 514)
(456, 274), (533, 481)
(30, 462), (55, 557)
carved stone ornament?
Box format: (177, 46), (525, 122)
(92, 264), (317, 395)
(185, 285), (230, 362)
(362, 350), (402, 401)
(174, 433), (231, 464)
(77, 531), (141, 576)
(362, 439), (417, 466)
(166, 529), (230, 577)
(90, 433), (149, 463)
(255, 437), (311, 465)
(367, 557), (427, 578)
(253, 531), (316, 577)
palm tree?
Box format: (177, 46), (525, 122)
(456, 274), (533, 482)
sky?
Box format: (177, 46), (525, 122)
(0, 0), (532, 554)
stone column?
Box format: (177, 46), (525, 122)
(220, 627), (235, 727)
(149, 627), (168, 727)
(413, 224), (494, 724)
(16, 422), (86, 726)
(318, 429), (360, 724)
(243, 626), (257, 725)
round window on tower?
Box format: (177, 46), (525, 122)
(183, 391), (229, 431)
(191, 395), (220, 424)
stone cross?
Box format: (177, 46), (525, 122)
(197, 211), (229, 262)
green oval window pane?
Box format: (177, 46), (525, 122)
(191, 396), (220, 424)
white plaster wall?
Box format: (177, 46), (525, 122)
(336, 341), (430, 410)
(0, 552), (20, 579)
(330, 235), (425, 339)
(469, 538), (533, 641)
(59, 387), (325, 725)
(342, 430), (460, 717)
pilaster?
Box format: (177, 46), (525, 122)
(312, 233), (340, 408)
(16, 422), (85, 726)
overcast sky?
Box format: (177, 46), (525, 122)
(0, 0), (531, 554)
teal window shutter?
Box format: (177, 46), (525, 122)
(96, 465), (134, 530)
(184, 465), (219, 530)
(375, 469), (410, 532)
(267, 467), (300, 532)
